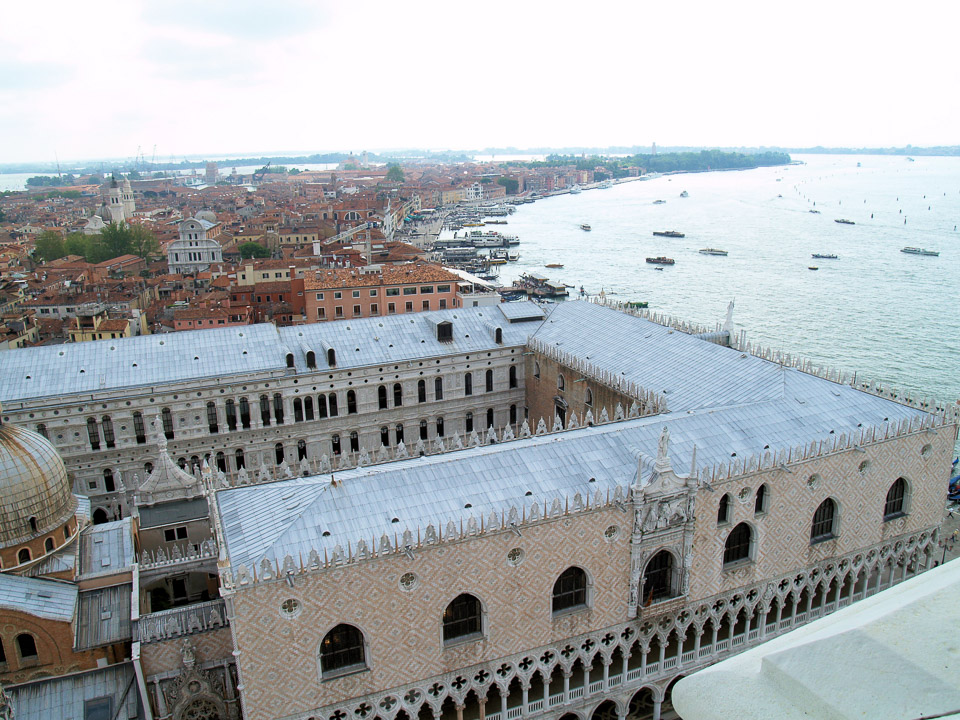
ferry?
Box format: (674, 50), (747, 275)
(811, 253), (838, 259)
(653, 230), (684, 238)
(834, 218), (855, 225)
(645, 256), (675, 265)
(901, 247), (939, 256)
(580, 223), (591, 231)
(699, 248), (728, 256)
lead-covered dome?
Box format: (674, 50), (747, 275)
(0, 423), (75, 547)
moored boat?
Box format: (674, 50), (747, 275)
(808, 266), (819, 270)
(811, 253), (838, 259)
(834, 218), (855, 225)
(653, 230), (684, 238)
(645, 256), (675, 265)
(699, 248), (728, 256)
(901, 246), (939, 256)
(653, 199), (667, 205)
(580, 223), (591, 231)
(545, 263), (564, 268)
(679, 190), (689, 198)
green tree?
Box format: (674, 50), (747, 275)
(128, 224), (160, 261)
(101, 222), (132, 259)
(240, 242), (271, 259)
(63, 232), (88, 257)
(497, 177), (519, 194)
(386, 164), (405, 182)
(34, 230), (66, 262)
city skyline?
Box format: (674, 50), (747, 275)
(2, 0), (959, 164)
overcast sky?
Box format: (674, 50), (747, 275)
(1, 0), (958, 164)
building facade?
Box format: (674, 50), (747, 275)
(168, 216), (224, 275)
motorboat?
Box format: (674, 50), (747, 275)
(901, 247), (939, 256)
(834, 218), (855, 225)
(645, 256), (675, 265)
(653, 230), (684, 238)
(699, 248), (728, 256)
(580, 224), (591, 231)
(811, 253), (838, 259)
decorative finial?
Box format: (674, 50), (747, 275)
(655, 426), (672, 474)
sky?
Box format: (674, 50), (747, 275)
(1, 0), (958, 165)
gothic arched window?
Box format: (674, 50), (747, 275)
(884, 478), (907, 520)
(443, 594), (482, 643)
(642, 550), (675, 603)
(811, 499), (837, 542)
(552, 567), (588, 613)
(320, 624), (366, 676)
(723, 523), (753, 566)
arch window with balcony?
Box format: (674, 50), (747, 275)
(642, 550), (676, 602)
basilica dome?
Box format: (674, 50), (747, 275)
(0, 423), (75, 548)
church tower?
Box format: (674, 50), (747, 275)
(121, 178), (136, 218)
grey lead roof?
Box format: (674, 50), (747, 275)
(218, 364), (925, 571)
(75, 584), (133, 650)
(78, 518), (136, 580)
(531, 302), (785, 412)
(0, 302), (544, 403)
(0, 574), (77, 622)
(7, 662), (139, 720)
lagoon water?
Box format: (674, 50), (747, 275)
(484, 155), (960, 409)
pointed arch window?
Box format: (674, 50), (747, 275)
(642, 550), (675, 603)
(811, 499), (837, 543)
(717, 493), (731, 524)
(443, 594), (482, 643)
(723, 523), (753, 566)
(755, 484), (768, 515)
(320, 624), (366, 676)
(884, 478), (907, 520)
(557, 374), (565, 391)
(553, 567), (588, 613)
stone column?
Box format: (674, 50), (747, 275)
(154, 681), (168, 716)
(542, 674), (550, 708)
(456, 704), (464, 720)
(562, 669), (572, 703)
(499, 686), (507, 718)
(478, 696), (486, 720)
(759, 606), (768, 639)
(711, 622), (719, 650)
(640, 646), (649, 675)
(621, 651), (630, 681)
(658, 638), (666, 666)
(693, 625), (703, 656)
(582, 664), (590, 697)
(652, 698), (662, 720)
(521, 679), (529, 716)
(602, 656), (611, 689)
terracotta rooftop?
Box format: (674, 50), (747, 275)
(304, 262), (459, 290)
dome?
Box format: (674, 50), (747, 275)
(195, 209), (217, 224)
(0, 423), (75, 548)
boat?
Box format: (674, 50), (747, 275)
(599, 180), (613, 189)
(545, 263), (564, 268)
(507, 252), (520, 262)
(808, 266), (819, 270)
(679, 190), (689, 198)
(901, 247), (940, 256)
(835, 219), (855, 225)
(809, 209), (821, 214)
(569, 185), (582, 194)
(512, 272), (569, 298)
(626, 301), (649, 308)
(653, 230), (684, 238)
(645, 256), (675, 265)
(811, 253), (838, 259)
(699, 248), (728, 256)
(580, 224), (591, 231)
(653, 199), (667, 205)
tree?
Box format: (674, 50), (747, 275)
(386, 164), (405, 183)
(63, 232), (88, 258)
(34, 230), (66, 262)
(240, 242), (271, 259)
(101, 222), (131, 259)
(128, 224), (160, 261)
(497, 177), (519, 194)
